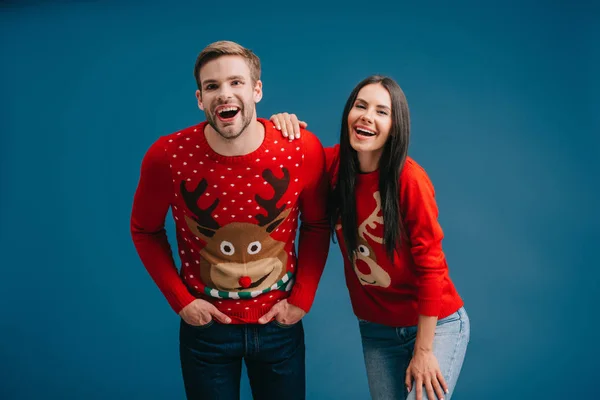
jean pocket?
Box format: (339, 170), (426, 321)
(273, 319), (297, 329)
(190, 319), (215, 330)
(435, 311), (462, 336)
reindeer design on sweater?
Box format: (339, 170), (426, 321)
(181, 168), (292, 299)
(350, 191), (391, 288)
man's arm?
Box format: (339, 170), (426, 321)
(130, 138), (196, 314)
(286, 130), (331, 313)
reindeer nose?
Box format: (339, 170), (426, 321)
(355, 259), (371, 276)
(239, 276), (252, 288)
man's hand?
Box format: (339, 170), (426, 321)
(257, 299), (306, 325)
(179, 299), (231, 326)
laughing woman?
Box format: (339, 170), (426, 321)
(270, 75), (470, 400)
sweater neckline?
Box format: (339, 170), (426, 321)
(196, 118), (273, 165)
(357, 168), (379, 184)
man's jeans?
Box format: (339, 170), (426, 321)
(360, 307), (470, 400)
(179, 318), (305, 400)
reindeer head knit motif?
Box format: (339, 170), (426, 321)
(181, 168), (293, 299)
(349, 191), (392, 288)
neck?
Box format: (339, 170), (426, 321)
(357, 150), (382, 173)
(205, 118), (265, 157)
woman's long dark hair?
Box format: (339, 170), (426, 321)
(330, 75), (410, 261)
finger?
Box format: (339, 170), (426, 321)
(279, 113), (290, 138)
(405, 369), (412, 393)
(270, 114), (284, 132)
(289, 114), (301, 138)
(299, 120), (308, 128)
(290, 115), (301, 139)
(431, 374), (445, 400)
(424, 379), (436, 400)
(284, 114), (296, 142)
(415, 377), (423, 400)
(258, 306), (280, 324)
(436, 370), (449, 395)
(209, 306), (231, 324)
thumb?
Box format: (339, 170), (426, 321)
(405, 368), (412, 393)
(258, 305), (280, 324)
(299, 121), (308, 128)
(209, 305), (231, 324)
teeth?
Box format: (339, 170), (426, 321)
(356, 127), (375, 135)
(218, 106), (239, 114)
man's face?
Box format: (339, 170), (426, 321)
(196, 55), (262, 140)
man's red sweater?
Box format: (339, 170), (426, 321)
(326, 145), (463, 327)
(130, 119), (330, 323)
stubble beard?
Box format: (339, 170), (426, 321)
(206, 103), (254, 141)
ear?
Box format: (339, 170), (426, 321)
(253, 80), (263, 103)
(196, 89), (205, 111)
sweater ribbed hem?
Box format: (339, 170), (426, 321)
(354, 297), (464, 327)
(208, 290), (289, 324)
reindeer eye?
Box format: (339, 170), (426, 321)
(220, 241), (235, 256)
(247, 241), (261, 255)
(358, 245), (370, 257)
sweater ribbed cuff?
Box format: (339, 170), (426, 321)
(166, 287), (197, 315)
(286, 285), (316, 314)
(418, 298), (442, 317)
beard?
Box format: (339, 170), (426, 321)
(206, 101), (254, 140)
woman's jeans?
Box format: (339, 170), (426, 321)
(359, 307), (470, 400)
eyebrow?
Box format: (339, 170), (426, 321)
(356, 97), (391, 111)
(202, 75), (246, 86)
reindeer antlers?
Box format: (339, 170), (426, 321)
(358, 192), (384, 244)
(255, 168), (290, 232)
(180, 179), (220, 231)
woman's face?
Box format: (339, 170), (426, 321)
(347, 83), (393, 157)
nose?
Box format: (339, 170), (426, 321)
(360, 111), (374, 124)
(216, 86), (233, 102)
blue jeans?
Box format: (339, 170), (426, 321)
(359, 307), (470, 400)
(179, 319), (305, 400)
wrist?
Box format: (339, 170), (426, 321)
(414, 345), (433, 354)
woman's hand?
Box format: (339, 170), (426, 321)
(405, 349), (449, 400)
(269, 112), (306, 141)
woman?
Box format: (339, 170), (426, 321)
(270, 75), (470, 400)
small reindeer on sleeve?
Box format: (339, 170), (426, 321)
(351, 191), (391, 288)
(181, 168), (292, 297)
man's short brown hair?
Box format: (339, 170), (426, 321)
(193, 40), (261, 90)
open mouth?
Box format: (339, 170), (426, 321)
(235, 273), (270, 290)
(354, 126), (376, 138)
(216, 105), (241, 121)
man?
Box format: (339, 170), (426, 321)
(130, 40), (330, 399)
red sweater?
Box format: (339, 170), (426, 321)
(326, 145), (463, 327)
(130, 118), (330, 323)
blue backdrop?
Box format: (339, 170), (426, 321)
(1, 1), (598, 399)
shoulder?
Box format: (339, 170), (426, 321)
(297, 127), (324, 153)
(324, 144), (340, 185)
(399, 156), (435, 190)
(141, 122), (206, 166)
(159, 122), (206, 153)
(324, 144), (340, 168)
